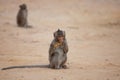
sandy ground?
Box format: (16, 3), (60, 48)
(0, 0), (120, 80)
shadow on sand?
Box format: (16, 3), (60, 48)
(1, 64), (49, 70)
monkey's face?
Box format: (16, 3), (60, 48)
(57, 36), (64, 43)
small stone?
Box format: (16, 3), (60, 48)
(105, 59), (109, 61)
(116, 74), (120, 76)
(79, 67), (83, 69)
(54, 78), (57, 80)
(106, 78), (110, 80)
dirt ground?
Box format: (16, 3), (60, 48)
(0, 0), (120, 80)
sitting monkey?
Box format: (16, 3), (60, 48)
(49, 29), (69, 69)
(17, 4), (32, 28)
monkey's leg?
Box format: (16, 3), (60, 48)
(54, 62), (60, 69)
(60, 54), (68, 69)
(49, 63), (54, 69)
(49, 54), (55, 68)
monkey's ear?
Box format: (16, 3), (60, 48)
(53, 32), (57, 38)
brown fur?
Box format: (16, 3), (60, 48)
(17, 4), (32, 28)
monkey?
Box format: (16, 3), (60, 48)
(17, 4), (32, 28)
(49, 29), (69, 69)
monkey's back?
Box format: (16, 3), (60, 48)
(17, 9), (28, 26)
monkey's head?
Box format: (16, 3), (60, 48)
(19, 4), (27, 9)
(54, 29), (66, 43)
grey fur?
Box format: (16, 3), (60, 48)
(49, 29), (68, 69)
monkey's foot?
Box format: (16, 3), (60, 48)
(62, 65), (69, 69)
(48, 64), (51, 68)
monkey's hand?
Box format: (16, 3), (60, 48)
(53, 42), (62, 48)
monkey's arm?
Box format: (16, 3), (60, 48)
(63, 39), (69, 54)
(49, 43), (54, 62)
(49, 40), (56, 59)
(49, 45), (54, 55)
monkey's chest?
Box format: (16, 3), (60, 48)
(54, 46), (64, 52)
